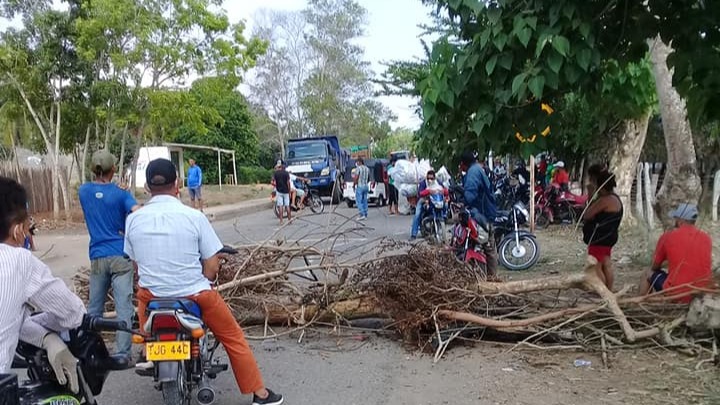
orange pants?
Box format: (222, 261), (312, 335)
(137, 288), (264, 394)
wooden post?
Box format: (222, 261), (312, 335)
(232, 151), (238, 186)
(643, 162), (654, 229)
(636, 164), (644, 223)
(712, 169), (720, 222)
(217, 149), (222, 189)
(529, 154), (536, 233)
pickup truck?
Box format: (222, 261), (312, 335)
(285, 136), (348, 203)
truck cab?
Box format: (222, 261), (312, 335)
(285, 136), (347, 203)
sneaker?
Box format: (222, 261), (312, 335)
(134, 360), (154, 377)
(252, 389), (284, 405)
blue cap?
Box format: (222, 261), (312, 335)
(670, 203), (698, 221)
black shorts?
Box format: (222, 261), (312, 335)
(649, 270), (668, 292)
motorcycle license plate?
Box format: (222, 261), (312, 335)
(145, 341), (191, 361)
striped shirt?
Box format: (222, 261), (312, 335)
(355, 164), (370, 187)
(124, 195), (224, 297)
(0, 244), (85, 372)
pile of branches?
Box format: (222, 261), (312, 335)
(71, 214), (719, 361)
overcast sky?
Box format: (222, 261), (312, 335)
(228, 0), (432, 130)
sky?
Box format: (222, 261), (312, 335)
(226, 0), (433, 130)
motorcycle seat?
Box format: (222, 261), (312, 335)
(147, 298), (202, 318)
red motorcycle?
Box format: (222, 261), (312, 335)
(534, 183), (588, 227)
(449, 208), (489, 276)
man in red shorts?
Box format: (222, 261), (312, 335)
(639, 203), (713, 303)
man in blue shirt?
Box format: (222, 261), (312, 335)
(78, 150), (139, 361)
(187, 159), (203, 211)
(460, 151), (499, 277)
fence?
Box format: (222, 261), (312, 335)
(0, 161), (69, 214)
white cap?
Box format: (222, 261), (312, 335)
(555, 161), (565, 168)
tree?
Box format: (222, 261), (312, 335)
(301, 0), (394, 141)
(372, 127), (416, 158)
(249, 10), (310, 156)
(398, 0), (719, 220)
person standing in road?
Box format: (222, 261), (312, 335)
(460, 151), (499, 278)
(387, 157), (399, 215)
(187, 159), (203, 211)
(272, 162), (292, 225)
(353, 157), (370, 220)
(78, 150), (139, 362)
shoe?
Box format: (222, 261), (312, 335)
(409, 236), (417, 241)
(134, 360), (154, 377)
(252, 389), (284, 405)
(357, 216), (366, 221)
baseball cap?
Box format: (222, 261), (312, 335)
(555, 161), (565, 168)
(91, 149), (116, 172)
(145, 158), (177, 187)
(670, 203), (699, 221)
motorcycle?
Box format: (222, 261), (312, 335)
(535, 183), (588, 227)
(271, 181), (324, 217)
(449, 208), (489, 276)
(8, 316), (132, 405)
(493, 201), (540, 271)
(419, 193), (448, 245)
(133, 245), (239, 405)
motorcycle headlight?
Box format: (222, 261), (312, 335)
(320, 167), (330, 176)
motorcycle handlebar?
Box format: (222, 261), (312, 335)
(81, 315), (129, 332)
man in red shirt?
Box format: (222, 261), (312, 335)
(639, 203), (713, 303)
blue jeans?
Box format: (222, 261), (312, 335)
(355, 185), (369, 217)
(88, 256), (134, 357)
(411, 201), (424, 237)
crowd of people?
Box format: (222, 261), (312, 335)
(0, 148), (714, 402)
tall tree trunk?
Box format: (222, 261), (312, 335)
(80, 126), (91, 183)
(53, 100), (71, 221)
(649, 37), (702, 228)
(104, 111), (112, 147)
(608, 112), (652, 227)
(118, 122), (129, 184)
(129, 120), (146, 190)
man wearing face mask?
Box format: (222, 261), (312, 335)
(0, 177), (87, 393)
(409, 170), (448, 240)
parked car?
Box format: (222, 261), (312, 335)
(343, 159), (388, 208)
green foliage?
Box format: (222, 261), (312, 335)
(237, 166), (272, 185)
(405, 0), (720, 165)
(372, 128), (416, 158)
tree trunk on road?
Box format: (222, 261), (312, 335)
(609, 112), (652, 227)
(649, 37), (702, 228)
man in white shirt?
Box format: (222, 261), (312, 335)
(124, 159), (283, 405)
(0, 176), (86, 393)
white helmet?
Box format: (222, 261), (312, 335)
(555, 161), (565, 168)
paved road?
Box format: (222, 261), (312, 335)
(38, 203), (414, 283)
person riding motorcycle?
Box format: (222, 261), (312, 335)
(459, 151), (499, 277)
(125, 159), (284, 405)
(0, 177), (87, 393)
(289, 172), (310, 209)
(409, 170), (448, 240)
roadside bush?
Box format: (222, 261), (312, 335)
(238, 166), (272, 184)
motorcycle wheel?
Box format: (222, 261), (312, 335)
(498, 235), (540, 271)
(433, 218), (446, 245)
(534, 209), (549, 229)
(310, 194), (325, 214)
